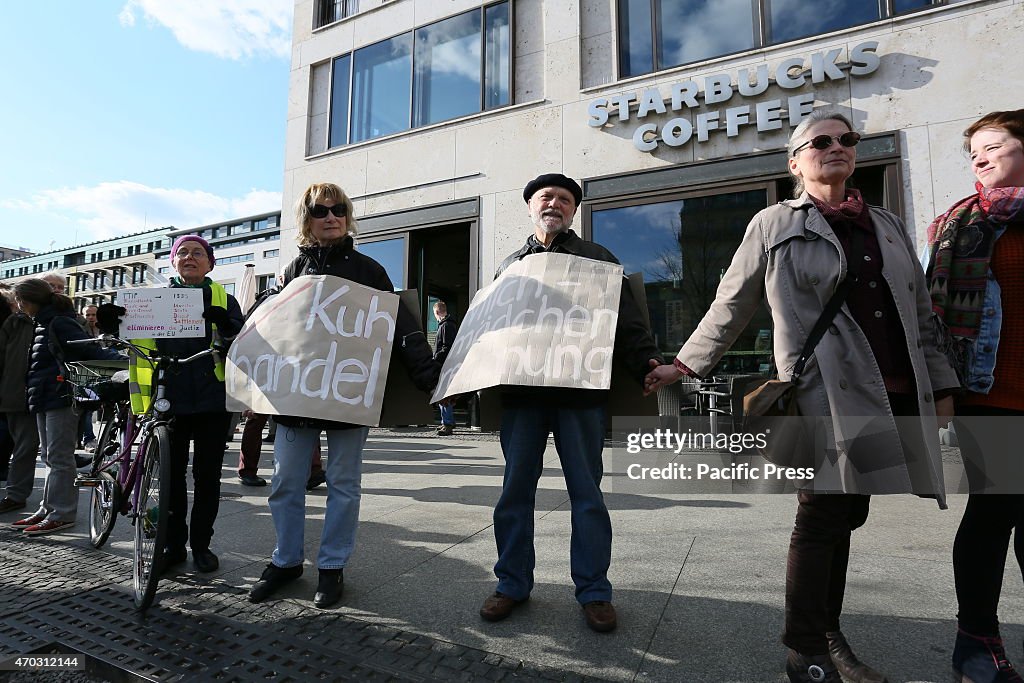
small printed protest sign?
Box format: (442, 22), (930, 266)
(119, 288), (205, 339)
(225, 275), (400, 426)
(431, 252), (623, 403)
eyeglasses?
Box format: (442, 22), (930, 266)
(175, 249), (209, 260)
(792, 131), (861, 156)
(309, 203), (347, 219)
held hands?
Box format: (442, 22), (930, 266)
(643, 359), (683, 396)
(96, 304), (126, 335)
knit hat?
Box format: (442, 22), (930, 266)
(169, 234), (216, 267)
(522, 173), (583, 206)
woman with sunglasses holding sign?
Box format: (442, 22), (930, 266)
(645, 110), (957, 682)
(925, 109), (1024, 682)
(248, 183), (440, 609)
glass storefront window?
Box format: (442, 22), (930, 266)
(358, 237), (406, 290)
(413, 9), (483, 127)
(767, 0), (880, 44)
(351, 34), (413, 143)
(592, 189), (773, 374)
(657, 0), (754, 70)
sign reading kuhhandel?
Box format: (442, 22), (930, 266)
(431, 252), (623, 403)
(225, 275), (399, 426)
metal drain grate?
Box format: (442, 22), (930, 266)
(0, 529), (605, 682)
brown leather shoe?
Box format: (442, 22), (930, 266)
(479, 592), (525, 622)
(583, 601), (617, 632)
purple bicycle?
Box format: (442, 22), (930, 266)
(69, 335), (217, 610)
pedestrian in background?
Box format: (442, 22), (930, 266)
(10, 279), (121, 535)
(432, 300), (458, 436)
(0, 287), (40, 515)
(925, 108), (1024, 682)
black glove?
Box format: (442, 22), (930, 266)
(202, 306), (230, 328)
(96, 304), (126, 335)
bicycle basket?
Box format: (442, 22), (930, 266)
(64, 361), (130, 407)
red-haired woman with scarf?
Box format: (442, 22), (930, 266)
(926, 109), (1024, 682)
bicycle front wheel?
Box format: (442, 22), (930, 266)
(88, 408), (126, 548)
(133, 425), (171, 610)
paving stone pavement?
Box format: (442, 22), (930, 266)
(0, 428), (1021, 682)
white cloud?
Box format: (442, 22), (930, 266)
(16, 181), (282, 242)
(119, 0), (293, 60)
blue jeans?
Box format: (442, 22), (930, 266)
(439, 402), (454, 427)
(269, 425), (369, 569)
(493, 404), (612, 604)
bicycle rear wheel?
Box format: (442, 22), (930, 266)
(133, 425), (171, 610)
(88, 407), (126, 548)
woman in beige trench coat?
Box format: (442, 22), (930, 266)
(645, 109), (958, 682)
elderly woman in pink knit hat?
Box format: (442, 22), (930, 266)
(98, 234), (244, 575)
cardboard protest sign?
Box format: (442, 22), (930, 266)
(431, 252), (623, 403)
(472, 271), (659, 430)
(225, 275), (399, 426)
(119, 288), (205, 339)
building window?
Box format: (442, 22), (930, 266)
(618, 0), (942, 78)
(358, 237), (405, 290)
(257, 274), (275, 292)
(325, 1), (511, 148)
(218, 253), (255, 265)
(314, 0), (361, 29)
(329, 54), (353, 148)
(351, 33), (413, 143)
(413, 9), (484, 127)
(263, 249), (279, 258)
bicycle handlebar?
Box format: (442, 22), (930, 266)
(66, 335), (220, 366)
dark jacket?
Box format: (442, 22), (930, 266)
(496, 229), (663, 407)
(433, 316), (458, 365)
(0, 312), (34, 413)
(278, 236), (440, 429)
(26, 306), (122, 414)
(155, 278), (244, 416)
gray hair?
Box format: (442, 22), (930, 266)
(786, 110), (856, 198)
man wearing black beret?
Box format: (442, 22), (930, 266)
(479, 173), (664, 633)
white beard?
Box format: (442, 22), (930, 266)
(531, 208), (573, 234)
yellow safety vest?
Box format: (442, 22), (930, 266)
(128, 282), (228, 415)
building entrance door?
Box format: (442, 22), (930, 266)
(408, 222), (472, 342)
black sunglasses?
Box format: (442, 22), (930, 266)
(309, 203), (347, 219)
(792, 131), (861, 156)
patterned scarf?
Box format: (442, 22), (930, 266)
(925, 183), (1024, 338)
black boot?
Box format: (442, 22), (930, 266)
(826, 631), (888, 682)
(786, 650), (842, 683)
(313, 568), (344, 608)
(249, 563), (303, 603)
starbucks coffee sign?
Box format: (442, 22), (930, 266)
(587, 41), (881, 153)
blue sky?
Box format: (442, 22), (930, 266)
(0, 1), (292, 254)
